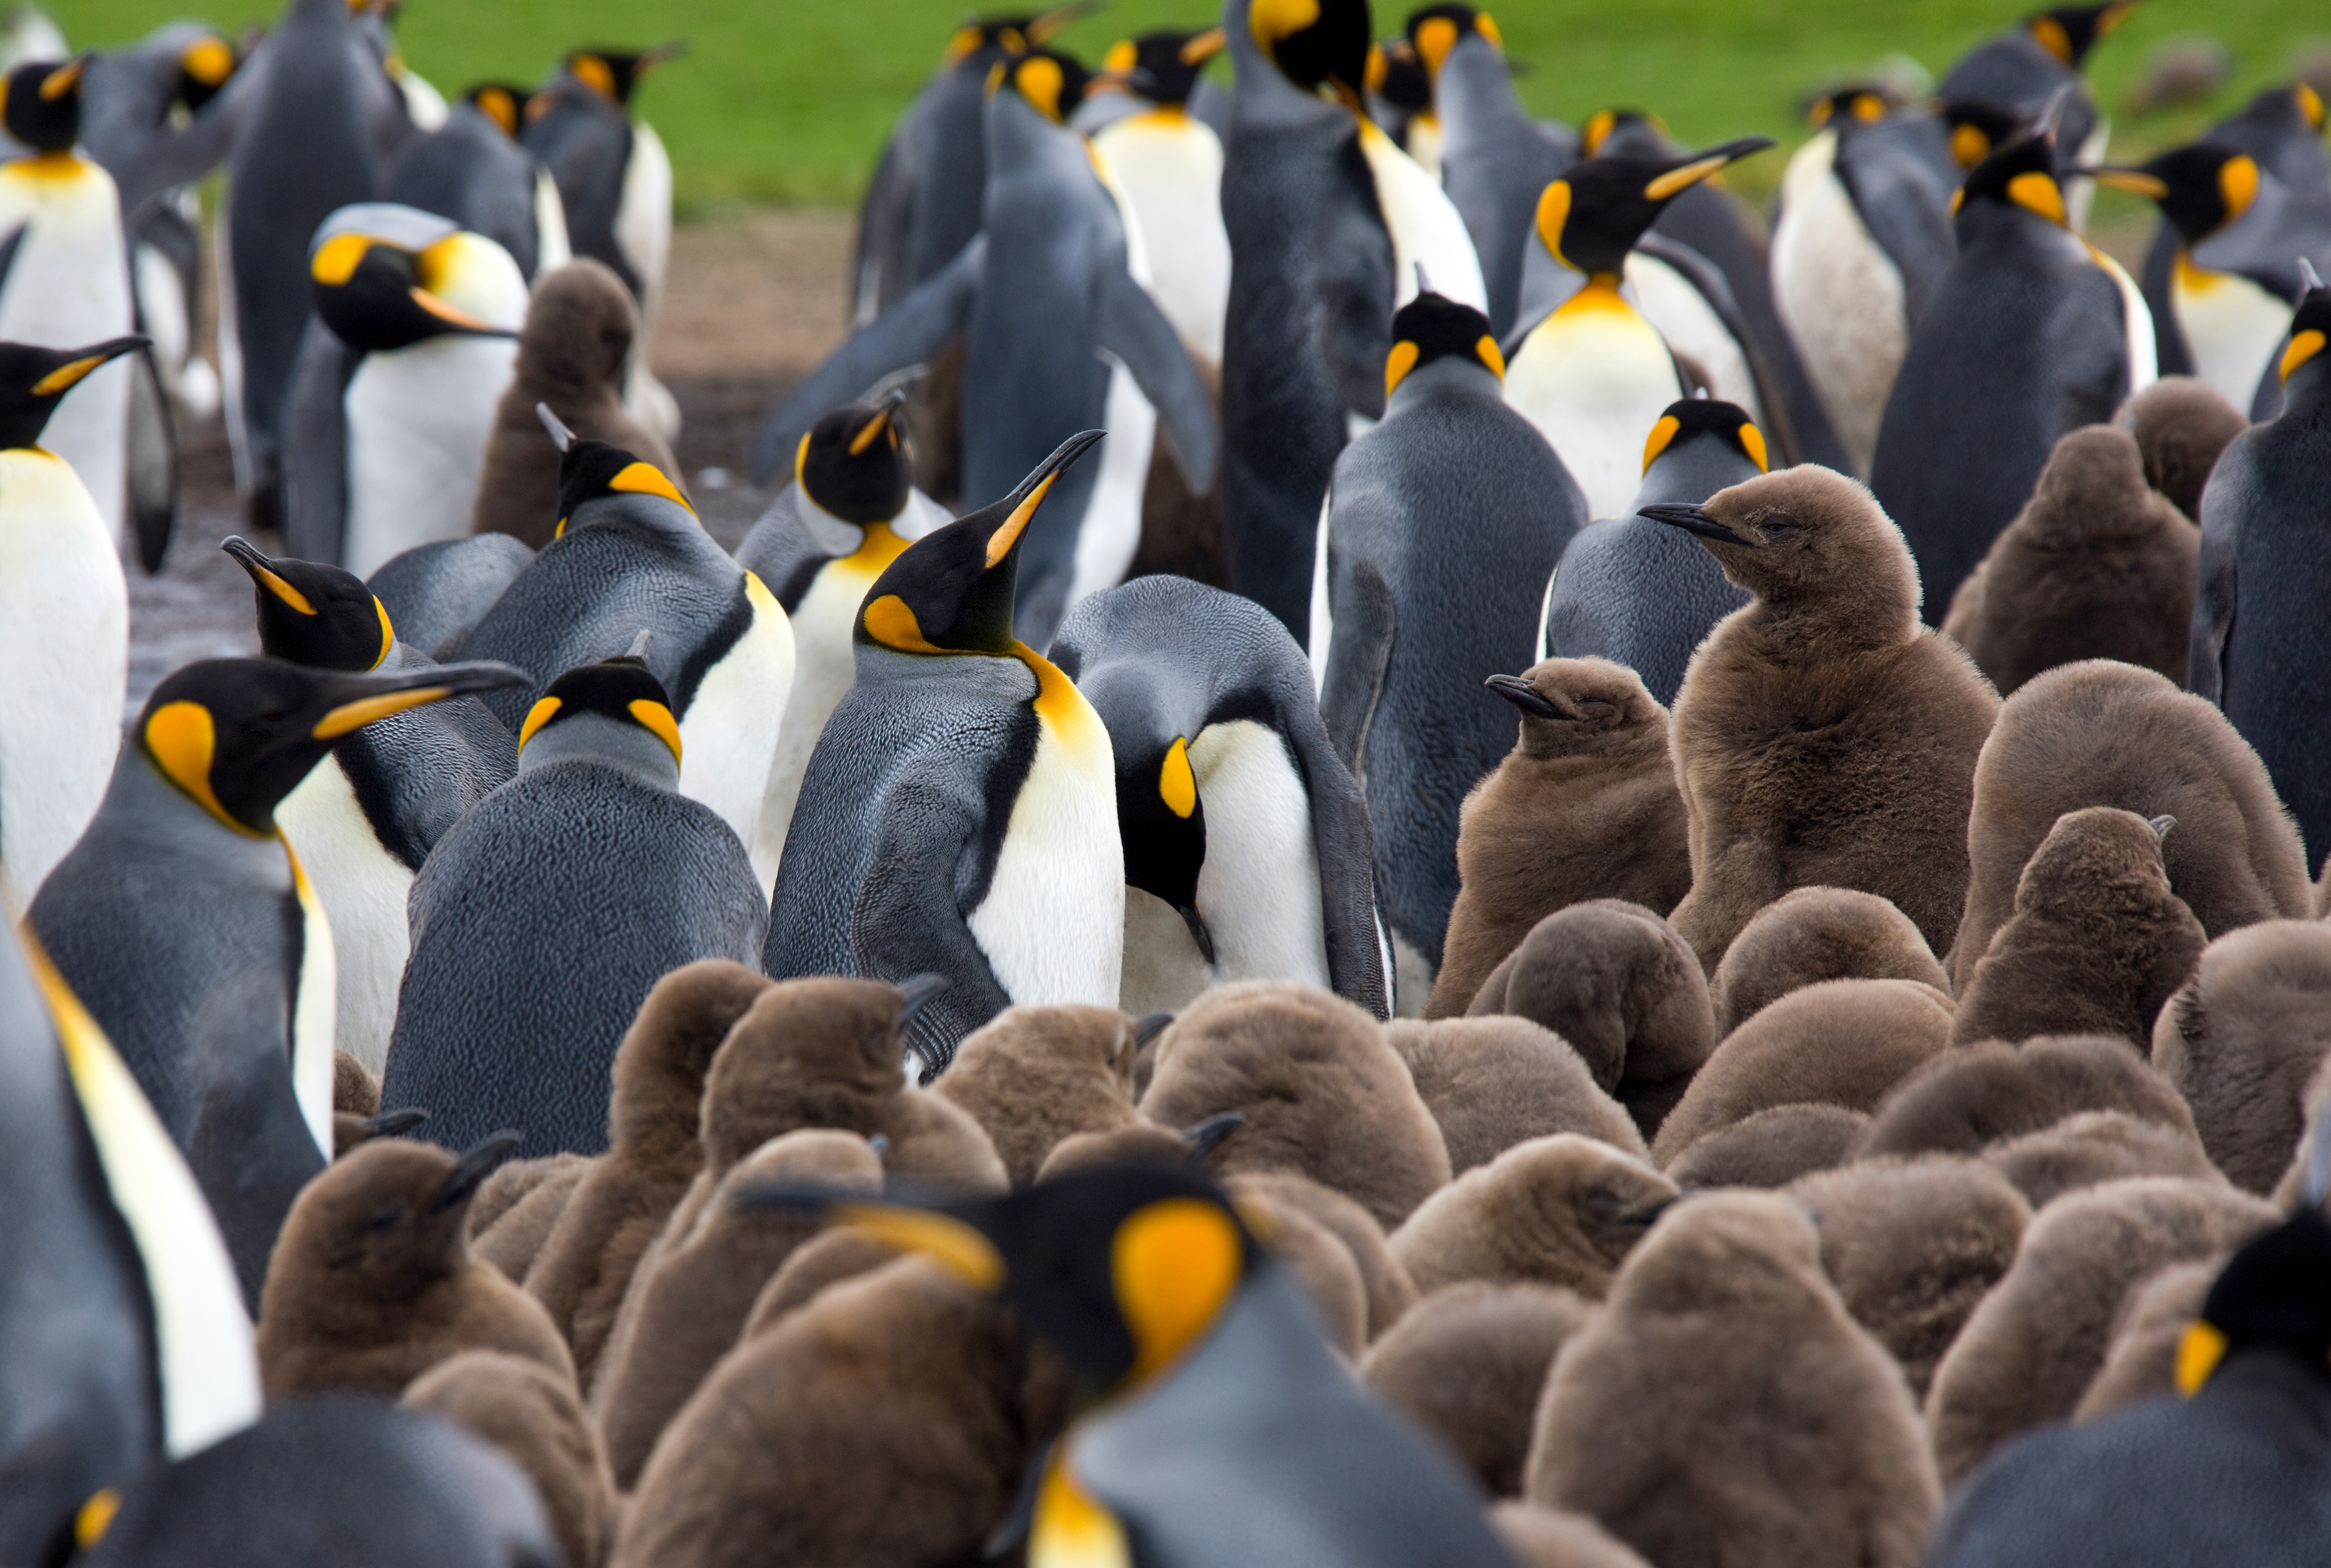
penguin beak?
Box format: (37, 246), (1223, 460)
(221, 536), (318, 615)
(894, 973), (950, 1031)
(361, 1108), (430, 1139)
(431, 1129), (522, 1214)
(27, 336), (151, 398)
(1644, 136), (1776, 200)
(2081, 166), (2169, 199)
(309, 660), (533, 740)
(1638, 502), (1746, 544)
(1178, 905), (1218, 965)
(2150, 814), (2177, 841)
(1484, 673), (1564, 719)
(1180, 1111), (1245, 1161)
(980, 428), (1107, 567)
(1134, 1011), (1175, 1049)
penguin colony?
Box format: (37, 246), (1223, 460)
(13, 2), (2331, 1565)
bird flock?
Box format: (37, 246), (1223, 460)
(3, 0), (2331, 1562)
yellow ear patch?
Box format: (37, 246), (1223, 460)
(1160, 736), (1197, 818)
(794, 432), (812, 486)
(1535, 179), (1573, 267)
(1738, 421), (1770, 472)
(74, 1489), (120, 1551)
(945, 25), (983, 63)
(30, 355), (108, 397)
(144, 701), (246, 833)
(863, 593), (948, 654)
(1950, 123), (1990, 168)
(1248, 0), (1320, 55)
(836, 1203), (1007, 1291)
(1645, 153), (1730, 202)
(1031, 1456), (1133, 1567)
(311, 232), (372, 286)
(518, 696), (562, 750)
(1414, 16), (1458, 75)
(1384, 339), (1421, 397)
(2282, 329), (2326, 382)
(1582, 109), (1615, 155)
(627, 699), (683, 764)
(2029, 15), (2072, 63)
(610, 462), (695, 514)
(1016, 55), (1066, 122)
(2007, 171), (2067, 225)
(571, 54), (616, 98)
(1475, 335), (1506, 379)
(475, 85), (518, 134)
(313, 685), (453, 741)
(1851, 93), (1884, 123)
(987, 471), (1060, 567)
(1114, 1197), (1242, 1382)
(1641, 414), (1681, 473)
(2175, 1320), (2227, 1395)
(2218, 155), (2260, 224)
(181, 36), (234, 85)
(1475, 13), (1503, 48)
(372, 598), (396, 668)
(2301, 83), (2326, 132)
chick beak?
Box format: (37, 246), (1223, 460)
(1484, 673), (1563, 719)
(1637, 501), (1747, 543)
(430, 1129), (522, 1214)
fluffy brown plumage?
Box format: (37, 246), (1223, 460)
(469, 1155), (591, 1282)
(932, 1003), (1141, 1186)
(1390, 1134), (1677, 1299)
(2116, 374), (2247, 523)
(1978, 1109), (2222, 1210)
(1231, 1169), (1416, 1338)
(2071, 1257), (2219, 1421)
(738, 1229), (904, 1344)
(1855, 1032), (2202, 1161)
(1232, 1180), (1369, 1353)
(1430, 659), (1692, 1017)
(403, 1350), (617, 1568)
(1662, 1103), (1870, 1190)
(1387, 1015), (1649, 1172)
(2273, 1054), (2331, 1209)
(1657, 467), (2000, 972)
(1708, 886), (1949, 1039)
(2152, 919), (2331, 1193)
(1034, 1117), (1198, 1180)
(1491, 1504), (1655, 1568)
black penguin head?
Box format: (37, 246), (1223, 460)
(1113, 721), (1213, 963)
(1536, 137), (1773, 277)
(986, 48), (1092, 125)
(173, 33), (239, 114)
(942, 6), (1091, 68)
(2281, 275), (2330, 386)
(1248, 0), (1373, 111)
(1804, 84), (1895, 130)
(1371, 36), (1431, 116)
(1952, 120), (2071, 228)
(2176, 1118), (2331, 1396)
(1096, 28), (1226, 107)
(560, 42), (683, 107)
(278, 1132), (521, 1293)
(0, 336), (147, 451)
(2022, 2), (2133, 68)
(517, 651), (683, 770)
(1641, 398), (1769, 478)
(2082, 144), (2262, 245)
(463, 81), (533, 137)
(1941, 97), (2025, 170)
(1405, 4), (1501, 84)
(309, 204), (519, 353)
(856, 428), (1104, 656)
(1579, 106), (1667, 157)
(3, 56), (85, 152)
(1385, 287), (1503, 397)
(552, 435), (694, 537)
(795, 391), (912, 526)
(222, 538), (396, 672)
(138, 656), (529, 836)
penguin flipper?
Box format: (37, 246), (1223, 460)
(847, 786), (1014, 1076)
(1317, 140), (1401, 420)
(2189, 441), (2248, 704)
(851, 131), (914, 328)
(1093, 265), (1219, 492)
(1280, 692), (1391, 1020)
(750, 235), (986, 485)
(0, 222), (22, 299)
(279, 320), (359, 568)
(1834, 121), (1957, 328)
(125, 344), (179, 574)
(1316, 559), (1396, 773)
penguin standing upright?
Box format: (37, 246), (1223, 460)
(1938, 2), (2131, 230)
(387, 82), (573, 283)
(1501, 135), (1772, 518)
(1871, 117), (2155, 619)
(1051, 573), (1389, 1020)
(220, 537), (518, 1075)
(0, 60), (138, 550)
(282, 203), (528, 576)
(1318, 290), (1587, 1010)
(1089, 28), (1233, 366)
(27, 654), (527, 1308)
(0, 336), (143, 915)
(765, 431), (1122, 1075)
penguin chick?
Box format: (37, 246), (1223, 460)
(1648, 978), (1954, 1168)
(1035, 1117), (1214, 1181)
(1786, 1156), (2031, 1396)
(609, 1257), (1041, 1568)
(1461, 900), (1714, 1137)
(1662, 1103), (1870, 1190)
(469, 1155), (590, 1282)
(1228, 1179), (1369, 1354)
(1708, 886), (1947, 1039)
(333, 1106), (428, 1160)
(1491, 1503), (1654, 1568)
(1950, 806), (2207, 1050)
(2152, 919), (2331, 1193)
(1138, 981), (1451, 1229)
(595, 1129), (883, 1489)
(524, 959), (773, 1386)
(334, 1050), (380, 1118)
(2273, 1055), (2331, 1211)
(403, 1349), (616, 1568)
(1953, 659), (2312, 990)
(737, 1228), (904, 1344)
(1925, 1175), (2278, 1486)
(471, 258), (681, 546)
(1940, 426), (2198, 695)
(1643, 467), (2001, 972)
(1857, 1032), (2202, 1161)
(1525, 1190), (1941, 1568)
(1362, 1282), (1596, 1497)
(257, 1133), (577, 1402)
(1230, 1168), (1416, 1340)
(2071, 1257), (2218, 1421)
(1981, 1109), (2223, 1210)
(2116, 374), (2247, 523)
(1387, 1015), (1649, 1172)
(1429, 659), (1691, 1018)
(1391, 1134), (1678, 1299)
(932, 1003), (1141, 1186)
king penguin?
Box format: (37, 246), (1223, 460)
(0, 60), (139, 552)
(1938, 2), (2131, 231)
(1871, 110), (2155, 619)
(735, 391), (949, 889)
(1317, 288), (1586, 1012)
(386, 81), (573, 284)
(1501, 135), (1772, 518)
(1051, 572), (1390, 1020)
(0, 336), (143, 916)
(459, 415), (796, 853)
(26, 653), (527, 1309)
(281, 202), (529, 577)
(765, 430), (1122, 1076)
(1088, 28), (1235, 367)
(1539, 397), (1763, 705)
(220, 536), (518, 1076)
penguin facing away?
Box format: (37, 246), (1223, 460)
(387, 84), (572, 284)
(765, 431), (1124, 1076)
(367, 533), (536, 660)
(1937, 1), (2131, 226)
(1088, 27), (1234, 365)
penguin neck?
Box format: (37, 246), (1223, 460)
(2281, 357), (2331, 421)
(10, 149), (88, 179)
(1736, 564), (1919, 654)
(1388, 357), (1501, 410)
(518, 713), (681, 789)
(122, 748), (293, 865)
(1631, 447), (1759, 510)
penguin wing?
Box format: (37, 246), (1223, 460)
(1315, 550), (1396, 774)
(1836, 120), (1958, 328)
(279, 320), (360, 567)
(2052, 265), (2140, 431)
(1094, 264), (1220, 491)
(750, 235), (987, 485)
(0, 222), (24, 297)
(852, 130), (914, 327)
(2188, 436), (2253, 703)
(1277, 691), (1390, 1019)
(1315, 141), (1402, 420)
(846, 777), (1014, 1072)
(125, 345), (178, 575)
(1635, 233), (1793, 446)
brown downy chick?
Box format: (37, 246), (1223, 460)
(1430, 658), (1692, 1017)
(1034, 1115), (1219, 1180)
(1388, 1014), (1649, 1173)
(1525, 1191), (1941, 1568)
(932, 1003), (1142, 1186)
(1643, 468), (2000, 972)
(1980, 1109), (2223, 1210)
(404, 1349), (618, 1568)
(470, 1155), (591, 1282)
(1924, 1175), (2278, 1486)
(2070, 1257), (2219, 1420)
(1786, 1157), (2031, 1396)
(1709, 886), (1948, 1038)
(738, 1229), (904, 1343)
(2272, 1054), (2331, 1210)
(1363, 1283), (1597, 1497)
(1232, 1181), (1369, 1354)
(1952, 659), (2312, 990)
(2116, 374), (2247, 523)
(1648, 979), (1954, 1168)
(1663, 1103), (1870, 1190)
(335, 1050), (380, 1117)
(1462, 901), (1715, 1137)
(258, 1133), (576, 1401)
(595, 1129), (883, 1488)
(1139, 981), (1451, 1229)
(2152, 919), (2331, 1193)
(1940, 427), (2198, 694)
(471, 258), (683, 546)
(470, 1154), (585, 1239)
(1232, 1168), (1417, 1339)
(1491, 1504), (1655, 1568)
(1391, 1135), (1678, 1299)
(1857, 1033), (2201, 1161)
(527, 959), (772, 1385)
(1950, 807), (2206, 1050)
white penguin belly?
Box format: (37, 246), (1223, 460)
(134, 241), (191, 393)
(1067, 358), (1156, 612)
(1092, 110), (1229, 361)
(533, 167), (573, 276)
(2094, 247), (2157, 401)
(969, 665), (1124, 1008)
(1770, 134), (1905, 478)
(680, 572), (796, 855)
(1307, 488), (1333, 688)
(1505, 287), (1683, 519)
(1404, 114), (1444, 184)
(0, 157), (135, 544)
(2176, 263), (2290, 413)
(0, 449), (126, 915)
(752, 551), (890, 890)
(1356, 118), (1487, 311)
(283, 839), (338, 1159)
(341, 336), (518, 576)
(1626, 252), (1763, 422)
(276, 755), (414, 1078)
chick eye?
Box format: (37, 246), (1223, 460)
(1757, 515), (1800, 540)
(1578, 699), (1616, 719)
(363, 1206), (402, 1234)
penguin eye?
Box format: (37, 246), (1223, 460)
(363, 1206), (402, 1235)
(1756, 514), (1801, 541)
(1577, 699), (1616, 719)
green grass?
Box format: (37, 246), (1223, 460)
(61, 0), (2331, 216)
